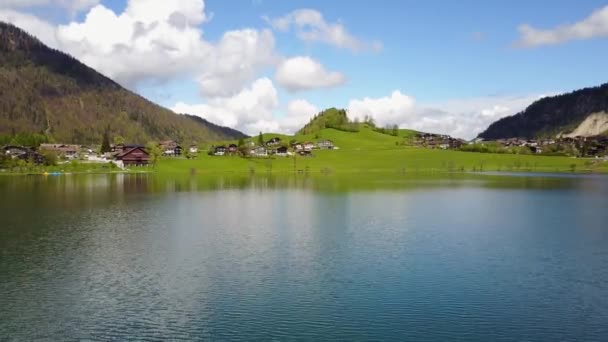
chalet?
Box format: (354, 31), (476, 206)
(252, 146), (268, 157)
(317, 139), (334, 149)
(275, 146), (289, 156)
(40, 144), (80, 159)
(213, 146), (226, 156)
(3, 145), (30, 157)
(16, 150), (45, 165)
(303, 142), (315, 151)
(189, 145), (198, 154)
(266, 137), (282, 146)
(159, 140), (182, 156)
(111, 143), (125, 154)
(293, 142), (304, 151)
(449, 139), (465, 149)
(228, 144), (238, 154)
(116, 146), (149, 166)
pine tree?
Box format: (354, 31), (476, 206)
(257, 132), (264, 146)
(101, 126), (111, 153)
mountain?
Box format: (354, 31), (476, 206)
(0, 22), (247, 145)
(478, 83), (608, 140)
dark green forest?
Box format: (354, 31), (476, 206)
(0, 22), (247, 145)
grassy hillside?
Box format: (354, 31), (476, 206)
(156, 127), (607, 175)
(0, 22), (247, 145)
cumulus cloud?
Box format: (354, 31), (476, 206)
(275, 56), (345, 92)
(281, 99), (318, 133)
(1, 0), (277, 95)
(172, 78), (280, 134)
(0, 9), (59, 47)
(516, 5), (608, 47)
(197, 28), (277, 97)
(0, 0), (100, 14)
(0, 0), (48, 7)
(172, 79), (319, 135)
(265, 8), (381, 52)
(347, 91), (546, 139)
(348, 91), (416, 125)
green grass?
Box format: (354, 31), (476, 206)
(156, 127), (608, 175)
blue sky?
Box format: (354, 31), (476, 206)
(1, 0), (607, 137)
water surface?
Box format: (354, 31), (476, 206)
(1, 173), (607, 341)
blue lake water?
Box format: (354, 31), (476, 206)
(1, 173), (607, 341)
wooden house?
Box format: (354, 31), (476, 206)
(213, 146), (226, 156)
(159, 140), (182, 156)
(116, 146), (149, 166)
(3, 145), (30, 157)
(317, 140), (334, 149)
(266, 137), (282, 146)
(40, 143), (80, 159)
(228, 144), (238, 154)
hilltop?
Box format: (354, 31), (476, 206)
(478, 83), (608, 140)
(0, 22), (247, 145)
(298, 108), (358, 135)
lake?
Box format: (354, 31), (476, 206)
(1, 173), (608, 341)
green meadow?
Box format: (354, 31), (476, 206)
(157, 127), (608, 175)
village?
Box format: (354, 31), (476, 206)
(3, 131), (608, 170)
(415, 132), (608, 158)
(1, 136), (341, 169)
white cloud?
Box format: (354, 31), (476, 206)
(0, 0), (48, 7)
(0, 0), (99, 14)
(172, 78), (279, 134)
(281, 99), (318, 133)
(0, 9), (59, 47)
(275, 56), (345, 92)
(197, 28), (278, 97)
(172, 78), (318, 135)
(265, 8), (381, 52)
(516, 5), (608, 47)
(347, 91), (546, 139)
(348, 91), (416, 125)
(2, 0), (277, 95)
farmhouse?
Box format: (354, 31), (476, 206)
(252, 146), (268, 157)
(303, 142), (315, 151)
(228, 144), (238, 154)
(3, 146), (45, 164)
(3, 145), (30, 157)
(39, 143), (80, 159)
(275, 146), (289, 156)
(213, 146), (226, 156)
(317, 139), (334, 149)
(116, 146), (149, 166)
(266, 137), (282, 146)
(189, 145), (198, 154)
(159, 140), (182, 156)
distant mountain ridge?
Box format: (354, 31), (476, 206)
(0, 22), (247, 145)
(478, 83), (608, 140)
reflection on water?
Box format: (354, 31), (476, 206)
(1, 173), (608, 341)
(2, 172), (606, 198)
